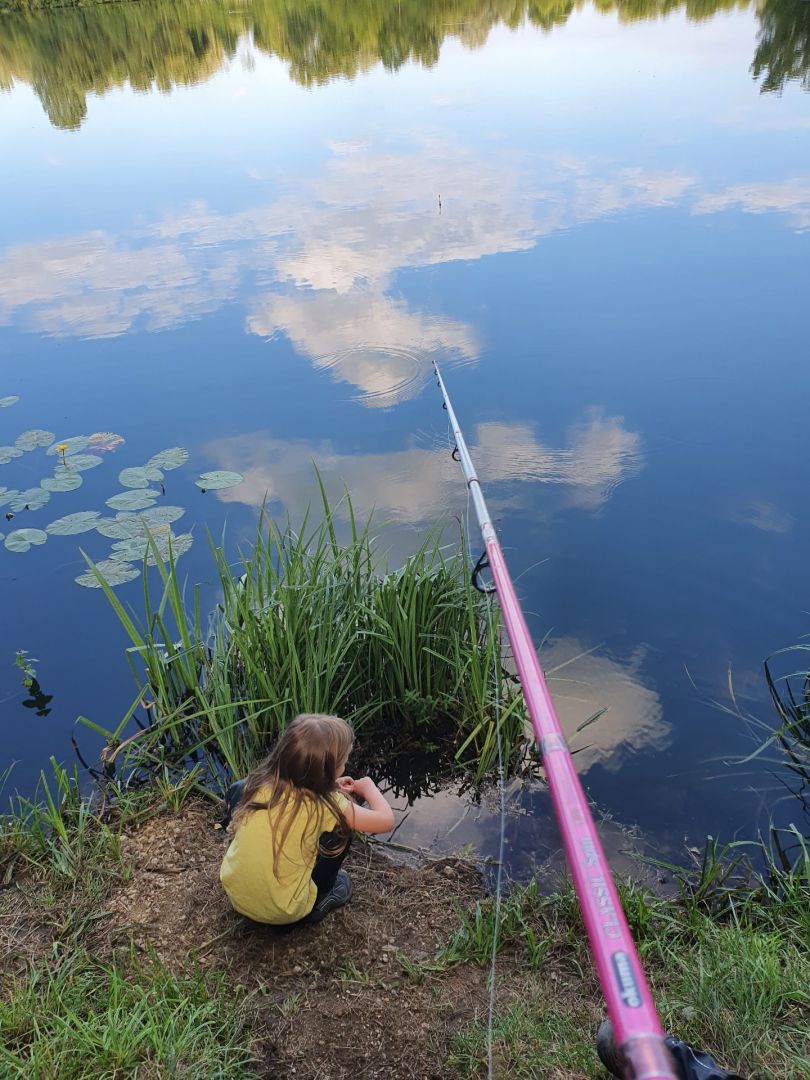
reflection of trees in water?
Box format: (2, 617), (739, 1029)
(752, 0), (810, 93)
(0, 0), (807, 131)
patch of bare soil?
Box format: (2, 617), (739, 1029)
(105, 803), (498, 1078)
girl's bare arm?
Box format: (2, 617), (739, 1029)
(337, 775), (394, 834)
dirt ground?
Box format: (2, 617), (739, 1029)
(106, 804), (512, 1078)
(1, 803), (604, 1078)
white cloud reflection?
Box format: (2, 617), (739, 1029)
(0, 136), (807, 409)
(202, 408), (643, 522)
(544, 637), (670, 772)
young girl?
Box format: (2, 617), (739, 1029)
(220, 713), (394, 926)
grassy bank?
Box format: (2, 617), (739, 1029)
(1, 777), (808, 1078)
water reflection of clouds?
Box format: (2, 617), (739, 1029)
(1, 138), (808, 401)
(692, 179), (810, 231)
(726, 498), (794, 534)
(203, 409), (643, 521)
(543, 637), (670, 772)
(247, 290), (477, 407)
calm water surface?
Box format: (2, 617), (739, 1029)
(1, 0), (809, 875)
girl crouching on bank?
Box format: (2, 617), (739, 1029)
(220, 713), (394, 926)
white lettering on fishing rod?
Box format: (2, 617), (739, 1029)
(611, 951), (643, 1008)
(581, 839), (622, 938)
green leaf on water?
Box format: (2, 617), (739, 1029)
(147, 447), (188, 472)
(95, 517), (136, 539)
(10, 488), (51, 511)
(0, 446), (24, 465)
(0, 488), (19, 507)
(75, 559), (140, 589)
(15, 430), (55, 451)
(138, 505), (185, 528)
(109, 530), (193, 565)
(0, 396), (19, 408)
(46, 511), (102, 536)
(64, 454), (103, 472)
(195, 470), (244, 491)
(119, 465), (164, 489)
(4, 528), (48, 552)
(95, 505), (185, 539)
(41, 472), (83, 493)
(106, 489), (159, 512)
(46, 436), (90, 457)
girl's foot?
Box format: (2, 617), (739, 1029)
(308, 870), (352, 923)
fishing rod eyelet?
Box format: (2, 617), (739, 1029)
(471, 550), (497, 595)
(451, 446), (460, 462)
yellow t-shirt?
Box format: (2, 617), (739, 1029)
(219, 785), (349, 924)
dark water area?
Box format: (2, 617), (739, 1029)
(1, 0), (809, 878)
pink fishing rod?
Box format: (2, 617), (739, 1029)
(434, 361), (677, 1080)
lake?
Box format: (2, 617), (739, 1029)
(1, 0), (809, 877)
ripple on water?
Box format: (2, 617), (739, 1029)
(312, 344), (433, 408)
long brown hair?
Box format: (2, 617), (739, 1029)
(229, 713), (354, 872)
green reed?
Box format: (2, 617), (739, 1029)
(81, 491), (527, 787)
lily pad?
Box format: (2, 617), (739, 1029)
(119, 465), (164, 489)
(4, 528), (48, 552)
(46, 511), (102, 536)
(0, 446), (24, 465)
(95, 517), (137, 540)
(110, 530), (193, 565)
(0, 396), (19, 408)
(87, 432), (125, 452)
(0, 488), (19, 507)
(10, 488), (51, 512)
(95, 505), (185, 539)
(147, 447), (189, 472)
(41, 472), (83, 493)
(64, 454), (103, 472)
(75, 559), (140, 589)
(106, 489), (159, 512)
(15, 430), (55, 451)
(47, 436), (90, 457)
(139, 505), (186, 528)
(195, 470), (244, 491)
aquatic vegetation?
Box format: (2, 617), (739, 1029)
(105, 489), (159, 511)
(4, 528), (48, 552)
(87, 431), (125, 452)
(9, 487), (50, 511)
(94, 506), (186, 539)
(147, 446), (188, 471)
(83, 491), (527, 782)
(0, 396), (19, 407)
(118, 465), (164, 489)
(195, 470), (244, 491)
(0, 426), (208, 582)
(14, 430), (54, 451)
(46, 435), (89, 457)
(41, 472), (82, 493)
(46, 511), (102, 536)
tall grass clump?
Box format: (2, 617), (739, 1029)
(1, 760), (120, 888)
(0, 949), (258, 1079)
(83, 492), (527, 788)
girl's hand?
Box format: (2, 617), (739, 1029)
(351, 776), (376, 800)
(336, 775), (355, 794)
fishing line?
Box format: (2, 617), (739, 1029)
(453, 437), (508, 1080)
(484, 589), (507, 1080)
